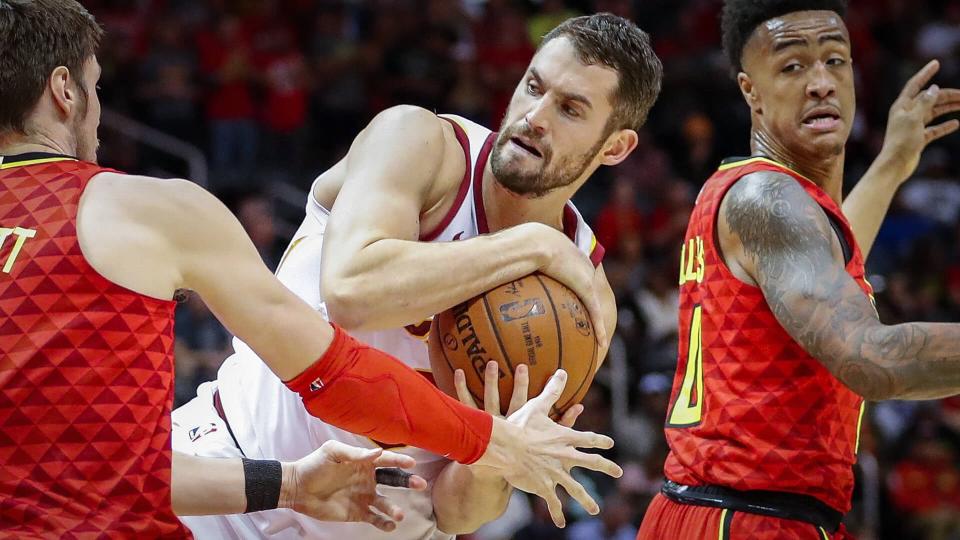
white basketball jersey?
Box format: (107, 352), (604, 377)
(213, 114), (603, 539)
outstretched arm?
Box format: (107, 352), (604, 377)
(720, 171), (960, 401)
(172, 443), (424, 531)
(843, 60), (960, 256)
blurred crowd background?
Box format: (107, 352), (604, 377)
(83, 0), (960, 538)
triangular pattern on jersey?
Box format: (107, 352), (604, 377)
(663, 158), (870, 515)
(0, 158), (188, 537)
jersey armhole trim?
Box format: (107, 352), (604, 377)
(420, 118), (472, 241)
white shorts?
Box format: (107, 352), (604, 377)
(172, 382), (452, 540)
(172, 382), (315, 540)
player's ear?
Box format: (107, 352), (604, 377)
(737, 72), (761, 115)
(599, 128), (638, 166)
(49, 66), (74, 118)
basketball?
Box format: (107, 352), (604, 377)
(428, 273), (599, 418)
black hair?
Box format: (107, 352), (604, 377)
(721, 0), (848, 73)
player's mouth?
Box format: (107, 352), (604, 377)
(510, 137), (543, 159)
(801, 106), (842, 132)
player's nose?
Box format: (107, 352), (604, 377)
(524, 101), (550, 135)
(805, 62), (836, 100)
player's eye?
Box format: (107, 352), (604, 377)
(526, 80), (541, 96)
(562, 104), (580, 118)
(826, 57), (846, 66)
(781, 63), (802, 74)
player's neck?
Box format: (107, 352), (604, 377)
(0, 133), (75, 159)
(482, 164), (568, 232)
(750, 129), (845, 203)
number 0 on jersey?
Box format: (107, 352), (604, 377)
(667, 305), (704, 427)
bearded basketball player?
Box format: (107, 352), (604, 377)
(0, 2), (620, 537)
(174, 13), (659, 539)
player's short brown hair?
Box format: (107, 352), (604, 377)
(0, 0), (103, 135)
(540, 13), (663, 132)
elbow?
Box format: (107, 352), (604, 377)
(837, 360), (897, 402)
(321, 279), (369, 331)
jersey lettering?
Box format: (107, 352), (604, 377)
(0, 226), (37, 273)
(678, 236), (705, 285)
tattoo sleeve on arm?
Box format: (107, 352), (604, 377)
(723, 172), (960, 401)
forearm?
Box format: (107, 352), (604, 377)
(433, 462), (511, 534)
(774, 282), (960, 401)
(324, 227), (544, 330)
(844, 322), (960, 401)
(843, 153), (902, 258)
(172, 453), (296, 516)
(286, 325), (493, 464)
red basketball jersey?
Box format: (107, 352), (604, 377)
(0, 154), (189, 538)
(663, 157), (873, 514)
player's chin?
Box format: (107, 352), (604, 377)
(789, 132), (845, 160)
(810, 136), (846, 158)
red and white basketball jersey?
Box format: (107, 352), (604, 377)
(211, 114), (603, 539)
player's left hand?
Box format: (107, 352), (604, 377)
(279, 440), (428, 532)
(454, 362), (584, 427)
(880, 59), (960, 184)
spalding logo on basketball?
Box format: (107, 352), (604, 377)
(428, 273), (599, 417)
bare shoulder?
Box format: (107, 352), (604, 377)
(358, 105), (453, 168)
(83, 172), (222, 234)
(718, 172), (829, 258)
(314, 107), (448, 208)
(79, 172), (229, 299)
(718, 170), (843, 285)
(333, 104), (467, 221)
(719, 171), (831, 251)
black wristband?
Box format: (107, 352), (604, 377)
(242, 458), (282, 513)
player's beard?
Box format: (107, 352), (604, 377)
(490, 125), (604, 198)
(71, 89), (99, 163)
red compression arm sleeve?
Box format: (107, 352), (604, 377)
(284, 324), (493, 464)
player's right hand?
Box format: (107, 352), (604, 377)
(280, 440), (428, 532)
(520, 222), (607, 348)
(471, 370), (622, 528)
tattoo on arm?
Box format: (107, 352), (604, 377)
(723, 172), (960, 401)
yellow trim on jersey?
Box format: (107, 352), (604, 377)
(275, 236), (306, 273)
(855, 401), (866, 453)
(716, 156), (814, 184)
(819, 526), (830, 539)
(590, 235), (597, 252)
(0, 157), (75, 169)
(718, 509), (729, 540)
